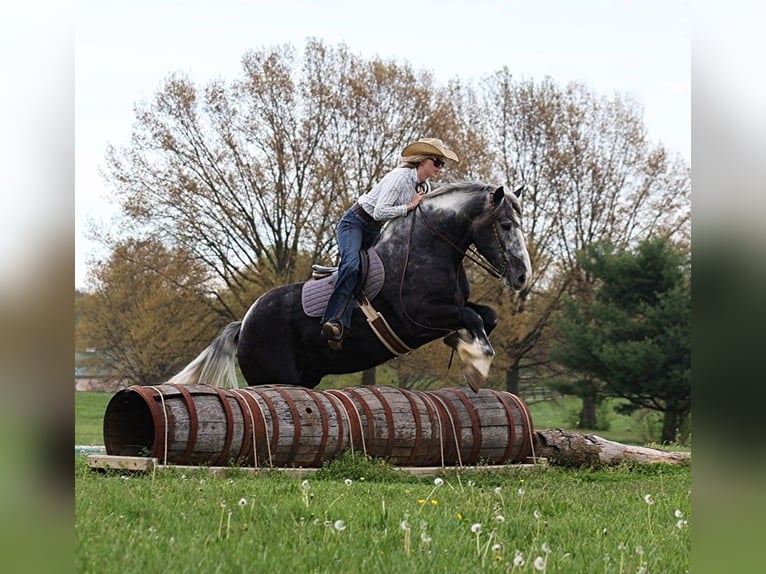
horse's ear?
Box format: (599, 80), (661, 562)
(513, 183), (525, 198)
(492, 186), (505, 205)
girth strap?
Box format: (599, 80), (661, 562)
(358, 295), (413, 356)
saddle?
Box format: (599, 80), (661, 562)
(301, 247), (385, 317)
(301, 247), (413, 356)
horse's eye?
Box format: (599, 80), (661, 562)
(500, 222), (512, 231)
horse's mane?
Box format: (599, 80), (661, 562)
(428, 180), (494, 198)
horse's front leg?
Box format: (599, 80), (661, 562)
(417, 303), (495, 392)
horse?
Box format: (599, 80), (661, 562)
(168, 181), (531, 391)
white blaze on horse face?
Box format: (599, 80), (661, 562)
(503, 191), (532, 289)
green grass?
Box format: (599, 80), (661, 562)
(76, 387), (690, 572)
(75, 453), (691, 573)
(76, 392), (111, 445)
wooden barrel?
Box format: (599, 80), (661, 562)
(103, 384), (533, 467)
(103, 384), (347, 467)
(327, 386), (444, 466)
(427, 388), (534, 465)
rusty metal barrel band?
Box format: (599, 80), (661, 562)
(411, 389), (447, 467)
(367, 386), (395, 458)
(242, 387), (275, 466)
(430, 390), (464, 465)
(255, 388), (280, 456)
(506, 392), (534, 459)
(323, 390), (346, 458)
(273, 386), (301, 465)
(325, 389), (363, 453)
(211, 387), (235, 466)
(167, 384), (199, 465)
(243, 389), (268, 464)
(130, 385), (165, 460)
(342, 387), (376, 450)
(449, 388), (483, 464)
(305, 389), (331, 467)
(401, 388), (424, 466)
(226, 389), (254, 464)
(494, 390), (520, 461)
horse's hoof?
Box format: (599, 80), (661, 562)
(462, 364), (483, 393)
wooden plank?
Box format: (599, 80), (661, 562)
(88, 455), (157, 471)
(86, 454), (546, 477)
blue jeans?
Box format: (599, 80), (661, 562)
(321, 208), (381, 330)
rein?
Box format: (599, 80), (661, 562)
(396, 193), (509, 334)
(415, 197), (509, 279)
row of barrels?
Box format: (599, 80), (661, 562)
(103, 384), (534, 468)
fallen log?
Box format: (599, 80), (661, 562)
(532, 428), (690, 467)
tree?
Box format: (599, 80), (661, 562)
(475, 71), (690, 429)
(77, 239), (221, 385)
(550, 237), (691, 443)
(100, 39), (465, 321)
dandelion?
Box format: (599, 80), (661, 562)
(533, 509), (542, 520)
(518, 487), (526, 496)
(300, 479), (311, 508)
(467, 479), (475, 487)
(637, 567), (647, 574)
(333, 520), (346, 532)
(492, 543), (503, 553)
(238, 498), (247, 507)
(401, 519), (411, 554)
(493, 486), (502, 495)
(494, 515), (505, 523)
(456, 512), (463, 520)
(674, 509), (684, 518)
(301, 479), (310, 490)
(420, 531), (432, 545)
(644, 495), (654, 534)
(344, 478), (353, 486)
(418, 480), (444, 514)
(541, 542), (551, 554)
(533, 555), (546, 571)
(676, 519), (688, 529)
(513, 550), (525, 567)
(471, 523), (482, 555)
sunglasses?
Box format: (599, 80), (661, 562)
(429, 157), (446, 168)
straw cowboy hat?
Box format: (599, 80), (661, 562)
(401, 138), (460, 163)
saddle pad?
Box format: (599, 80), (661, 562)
(301, 247), (385, 317)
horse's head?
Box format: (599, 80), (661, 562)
(470, 185), (532, 291)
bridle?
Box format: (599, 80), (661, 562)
(415, 193), (511, 279)
(396, 191), (513, 334)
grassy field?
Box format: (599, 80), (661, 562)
(75, 387), (690, 572)
(76, 453), (690, 573)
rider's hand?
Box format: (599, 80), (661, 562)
(408, 191), (426, 211)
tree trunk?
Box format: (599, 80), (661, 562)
(580, 395), (598, 429)
(533, 428), (690, 467)
(661, 408), (682, 444)
(361, 368), (376, 386)
(505, 362), (520, 395)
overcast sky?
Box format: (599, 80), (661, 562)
(72, 0), (691, 289)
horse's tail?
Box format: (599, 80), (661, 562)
(167, 321), (242, 388)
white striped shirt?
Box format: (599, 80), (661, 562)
(357, 167), (430, 221)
